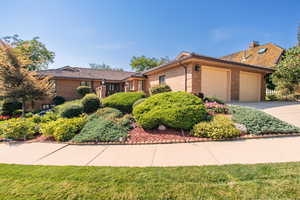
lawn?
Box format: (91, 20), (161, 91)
(1, 162), (300, 199)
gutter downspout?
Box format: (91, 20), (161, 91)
(179, 61), (188, 92)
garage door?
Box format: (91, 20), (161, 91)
(201, 66), (230, 101)
(239, 71), (261, 101)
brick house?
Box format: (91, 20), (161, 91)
(36, 43), (283, 109)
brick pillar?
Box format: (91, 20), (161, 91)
(261, 74), (266, 101)
(231, 68), (240, 101)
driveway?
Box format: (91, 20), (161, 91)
(1, 136), (300, 167)
(230, 101), (300, 127)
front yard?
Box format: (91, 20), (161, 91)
(0, 89), (299, 144)
(1, 162), (300, 199)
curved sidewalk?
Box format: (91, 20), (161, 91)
(1, 136), (300, 166)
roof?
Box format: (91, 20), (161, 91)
(39, 66), (136, 81)
(143, 51), (274, 74)
(220, 42), (284, 68)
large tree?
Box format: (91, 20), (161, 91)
(2, 35), (55, 71)
(0, 40), (54, 115)
(89, 63), (124, 71)
(272, 46), (300, 94)
(130, 56), (169, 72)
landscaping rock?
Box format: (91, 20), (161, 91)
(234, 123), (247, 133)
(158, 125), (167, 131)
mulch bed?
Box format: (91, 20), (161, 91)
(127, 126), (200, 143)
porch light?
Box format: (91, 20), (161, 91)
(194, 65), (201, 71)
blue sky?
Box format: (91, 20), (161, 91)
(1, 0), (299, 71)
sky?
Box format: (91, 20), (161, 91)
(1, 0), (300, 71)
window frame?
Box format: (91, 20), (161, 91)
(159, 75), (166, 85)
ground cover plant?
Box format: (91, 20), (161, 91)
(192, 115), (240, 139)
(102, 92), (145, 113)
(71, 116), (128, 142)
(230, 105), (300, 134)
(133, 91), (207, 130)
(1, 162), (300, 199)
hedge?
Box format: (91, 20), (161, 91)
(81, 94), (101, 113)
(102, 92), (145, 113)
(133, 91), (207, 130)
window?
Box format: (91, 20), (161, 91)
(138, 80), (144, 91)
(80, 81), (91, 87)
(159, 75), (165, 85)
(258, 48), (268, 54)
(129, 81), (134, 90)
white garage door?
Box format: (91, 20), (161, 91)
(239, 71), (261, 101)
(201, 66), (230, 101)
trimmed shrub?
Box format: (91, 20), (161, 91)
(133, 91), (207, 130)
(265, 94), (279, 101)
(81, 94), (101, 113)
(150, 84), (172, 95)
(76, 86), (91, 97)
(203, 96), (225, 105)
(192, 115), (240, 139)
(0, 118), (37, 140)
(60, 104), (83, 118)
(132, 98), (146, 108)
(230, 105), (300, 134)
(52, 96), (66, 105)
(102, 92), (145, 113)
(40, 117), (87, 141)
(1, 99), (22, 116)
(71, 117), (127, 143)
(92, 107), (123, 120)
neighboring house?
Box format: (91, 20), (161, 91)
(221, 41), (285, 68)
(36, 44), (278, 110)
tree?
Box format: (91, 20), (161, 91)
(0, 40), (54, 116)
(298, 24), (300, 47)
(2, 35), (55, 71)
(89, 63), (124, 71)
(130, 56), (169, 72)
(272, 46), (300, 95)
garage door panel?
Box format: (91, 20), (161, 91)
(239, 72), (261, 102)
(201, 67), (230, 101)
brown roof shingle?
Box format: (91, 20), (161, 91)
(220, 43), (284, 68)
(39, 66), (136, 81)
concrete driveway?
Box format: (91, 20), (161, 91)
(1, 136), (300, 167)
(230, 101), (300, 127)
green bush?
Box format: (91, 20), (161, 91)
(71, 117), (127, 143)
(60, 104), (83, 118)
(52, 96), (66, 105)
(203, 96), (225, 105)
(265, 94), (279, 101)
(76, 86), (91, 97)
(192, 115), (240, 139)
(230, 105), (300, 135)
(40, 117), (87, 141)
(1, 99), (22, 116)
(102, 92), (145, 113)
(150, 84), (172, 95)
(54, 99), (81, 113)
(132, 98), (146, 108)
(91, 107), (123, 120)
(81, 94), (101, 113)
(133, 91), (207, 130)
(0, 118), (37, 140)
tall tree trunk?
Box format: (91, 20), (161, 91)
(21, 99), (26, 117)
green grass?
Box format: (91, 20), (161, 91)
(1, 162), (300, 199)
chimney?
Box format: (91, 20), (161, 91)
(249, 41), (260, 48)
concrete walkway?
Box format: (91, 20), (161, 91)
(231, 101), (300, 127)
(1, 136), (300, 166)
